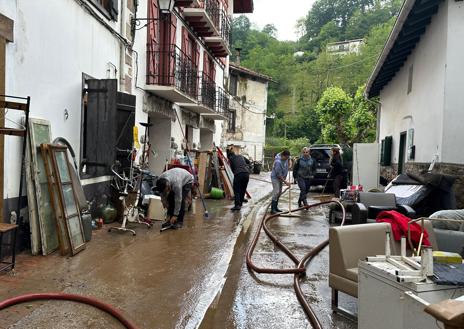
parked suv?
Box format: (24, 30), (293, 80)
(309, 144), (351, 190)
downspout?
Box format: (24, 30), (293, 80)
(119, 0), (127, 91)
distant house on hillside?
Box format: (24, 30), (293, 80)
(365, 0), (464, 205)
(222, 63), (273, 162)
(327, 39), (364, 56)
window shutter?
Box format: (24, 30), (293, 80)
(85, 79), (118, 176)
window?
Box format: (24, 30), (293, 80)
(88, 0), (118, 20)
(229, 74), (238, 96)
(407, 64), (413, 94)
(228, 110), (236, 133)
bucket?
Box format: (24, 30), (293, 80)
(209, 187), (225, 199)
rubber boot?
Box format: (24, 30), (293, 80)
(270, 200), (278, 214)
(298, 197), (303, 208)
(275, 200), (283, 212)
(302, 198), (308, 210)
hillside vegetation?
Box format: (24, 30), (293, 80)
(231, 0), (402, 155)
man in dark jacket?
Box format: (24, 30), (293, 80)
(293, 147), (316, 207)
(330, 147), (344, 197)
(227, 148), (250, 211)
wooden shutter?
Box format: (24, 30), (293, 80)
(115, 92), (136, 168)
(147, 0), (159, 84)
(203, 51), (209, 77)
(85, 79), (118, 177)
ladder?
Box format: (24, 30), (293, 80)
(0, 95), (30, 225)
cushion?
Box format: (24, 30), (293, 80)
(345, 267), (358, 282)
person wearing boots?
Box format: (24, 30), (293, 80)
(293, 147), (316, 208)
(227, 148), (251, 211)
(270, 150), (291, 214)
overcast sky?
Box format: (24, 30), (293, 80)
(243, 0), (317, 41)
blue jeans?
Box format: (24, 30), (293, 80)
(271, 179), (283, 202)
(297, 177), (311, 204)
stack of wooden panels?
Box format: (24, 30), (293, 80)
(26, 118), (86, 256)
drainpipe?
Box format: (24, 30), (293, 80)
(119, 0), (127, 92)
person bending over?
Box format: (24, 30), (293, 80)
(156, 167), (193, 229)
(227, 148), (250, 211)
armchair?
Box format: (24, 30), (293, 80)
(352, 192), (415, 224)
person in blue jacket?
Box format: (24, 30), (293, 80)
(293, 147), (316, 208)
(270, 150), (291, 214)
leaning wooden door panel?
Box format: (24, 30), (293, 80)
(25, 137), (41, 255)
(48, 145), (86, 255)
(41, 144), (70, 256)
(29, 119), (59, 255)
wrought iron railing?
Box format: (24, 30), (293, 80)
(146, 44), (198, 100)
(216, 87), (229, 117)
(200, 72), (216, 110)
(219, 9), (231, 47)
(199, 0), (220, 31)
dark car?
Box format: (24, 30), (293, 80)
(309, 144), (350, 190)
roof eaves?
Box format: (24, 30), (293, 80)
(365, 0), (417, 98)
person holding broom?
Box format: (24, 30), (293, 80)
(270, 149), (291, 214)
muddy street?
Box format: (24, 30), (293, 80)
(1, 178), (357, 329)
(199, 190), (357, 329)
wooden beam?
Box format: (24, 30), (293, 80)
(0, 13), (13, 42)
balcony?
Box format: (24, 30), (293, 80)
(183, 0), (220, 37)
(204, 9), (231, 57)
(177, 72), (216, 114)
(201, 87), (229, 120)
(175, 0), (198, 7)
(145, 45), (198, 103)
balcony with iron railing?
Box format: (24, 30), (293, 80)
(200, 86), (229, 120)
(183, 0), (221, 38)
(204, 9), (231, 57)
(178, 72), (218, 116)
(145, 45), (198, 103)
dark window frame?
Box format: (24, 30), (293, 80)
(228, 110), (236, 133)
(88, 0), (117, 21)
(229, 73), (238, 96)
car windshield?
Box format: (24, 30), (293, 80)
(310, 149), (331, 161)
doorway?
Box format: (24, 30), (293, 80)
(398, 132), (407, 174)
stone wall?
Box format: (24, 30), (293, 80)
(381, 162), (464, 208)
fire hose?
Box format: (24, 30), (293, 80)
(246, 188), (346, 329)
(0, 292), (138, 329)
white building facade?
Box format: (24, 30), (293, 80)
(366, 0), (464, 205)
(222, 63), (271, 162)
(0, 0), (254, 221)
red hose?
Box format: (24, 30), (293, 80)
(245, 189), (346, 329)
(0, 292), (138, 329)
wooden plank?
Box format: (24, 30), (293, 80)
(0, 128), (26, 136)
(25, 137), (41, 255)
(197, 152), (209, 194)
(220, 169), (234, 199)
(0, 100), (27, 111)
(0, 13), (13, 42)
(29, 119), (59, 255)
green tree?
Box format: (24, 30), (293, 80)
(262, 24), (278, 38)
(315, 87), (352, 143)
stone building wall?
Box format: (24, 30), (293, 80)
(381, 162), (464, 208)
